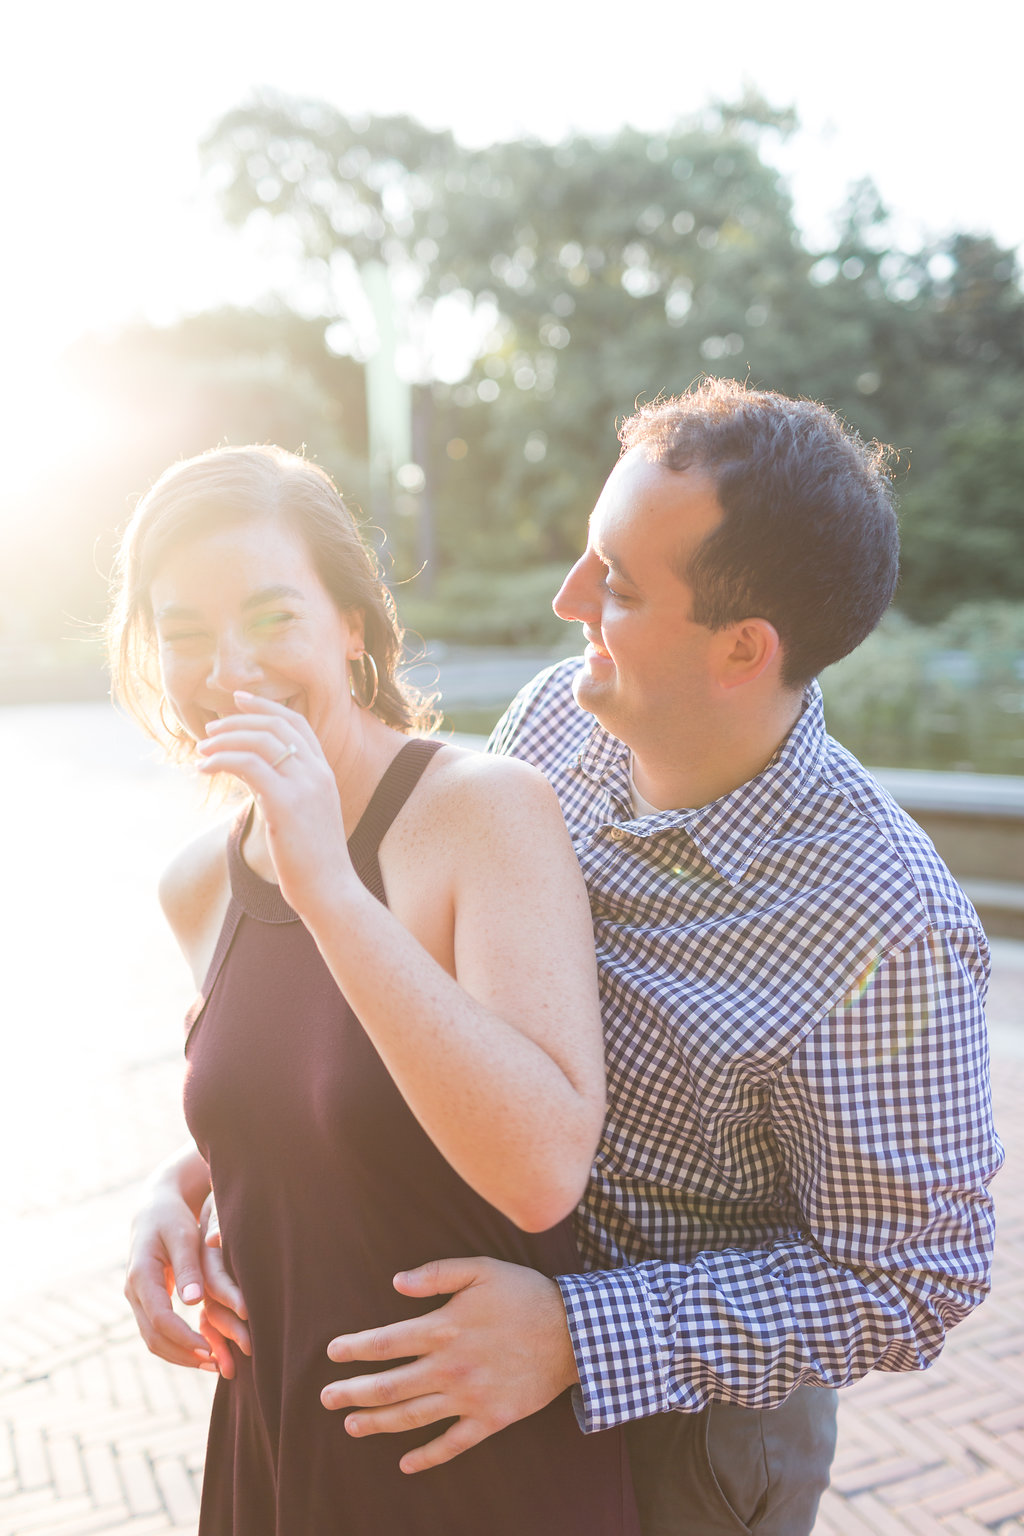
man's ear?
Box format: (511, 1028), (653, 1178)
(716, 618), (781, 690)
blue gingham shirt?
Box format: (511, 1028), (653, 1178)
(490, 660), (1002, 1433)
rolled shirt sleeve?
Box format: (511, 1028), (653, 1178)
(558, 927), (1001, 1432)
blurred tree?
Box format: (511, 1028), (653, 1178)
(924, 233), (1024, 371)
(8, 94), (1024, 663)
(897, 410), (1024, 620)
(421, 104), (812, 565)
(878, 235), (1024, 619)
(203, 96), (1024, 592)
(202, 92), (835, 570)
(204, 96), (456, 273)
(0, 308), (368, 646)
(68, 306), (368, 474)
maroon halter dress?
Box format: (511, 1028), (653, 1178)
(183, 740), (638, 1535)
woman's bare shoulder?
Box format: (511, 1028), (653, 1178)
(415, 742), (564, 838)
(157, 819), (233, 948)
(425, 740), (554, 795)
(382, 743), (583, 956)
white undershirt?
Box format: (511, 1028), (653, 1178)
(628, 755), (691, 817)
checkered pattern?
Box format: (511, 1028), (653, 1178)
(490, 660), (1003, 1434)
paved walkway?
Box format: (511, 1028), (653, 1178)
(2, 703), (1021, 1534)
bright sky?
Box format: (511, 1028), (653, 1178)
(1, 0), (1021, 478)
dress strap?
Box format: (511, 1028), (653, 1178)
(185, 740), (445, 1051)
(185, 806), (251, 1046)
(348, 738), (445, 904)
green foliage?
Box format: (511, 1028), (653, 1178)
(419, 113), (809, 564)
(66, 307), (369, 481)
(821, 604), (1024, 773)
(396, 563), (572, 647)
(897, 403), (1024, 621)
(8, 92), (1024, 686)
(203, 97), (457, 269)
(196, 93), (1024, 608)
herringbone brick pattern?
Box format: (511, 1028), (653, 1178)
(814, 1050), (1024, 1536)
(1, 1270), (213, 1534)
(3, 1012), (1020, 1533)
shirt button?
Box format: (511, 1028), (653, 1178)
(607, 828), (626, 841)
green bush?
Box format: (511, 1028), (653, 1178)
(821, 603), (1024, 773)
(395, 564), (574, 648)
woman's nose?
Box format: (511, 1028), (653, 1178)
(206, 632), (262, 694)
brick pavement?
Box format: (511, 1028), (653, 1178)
(2, 944), (1019, 1535)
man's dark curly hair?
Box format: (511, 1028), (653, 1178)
(619, 379), (899, 687)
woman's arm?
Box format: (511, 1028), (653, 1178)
(126, 832), (250, 1370)
(333, 752), (606, 1231)
(199, 698), (606, 1231)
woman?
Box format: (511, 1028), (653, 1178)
(113, 445), (638, 1535)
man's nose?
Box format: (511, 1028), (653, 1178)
(553, 554), (599, 623)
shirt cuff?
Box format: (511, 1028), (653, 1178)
(556, 1266), (673, 1433)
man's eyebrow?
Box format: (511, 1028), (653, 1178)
(595, 542), (637, 587)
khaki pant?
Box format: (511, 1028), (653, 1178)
(624, 1385), (838, 1535)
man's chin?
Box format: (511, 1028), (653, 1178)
(571, 663), (611, 722)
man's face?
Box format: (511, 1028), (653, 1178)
(552, 448), (725, 749)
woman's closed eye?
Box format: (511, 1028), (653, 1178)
(160, 628), (210, 650)
(250, 611), (296, 633)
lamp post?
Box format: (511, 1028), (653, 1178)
(360, 259), (413, 548)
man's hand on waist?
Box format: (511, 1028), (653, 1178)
(320, 1256), (579, 1473)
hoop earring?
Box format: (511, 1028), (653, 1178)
(349, 651), (380, 711)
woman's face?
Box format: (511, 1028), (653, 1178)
(148, 517), (364, 761)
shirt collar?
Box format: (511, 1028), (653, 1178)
(575, 682), (828, 883)
(576, 719), (630, 785)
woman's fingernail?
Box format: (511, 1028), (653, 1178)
(182, 1283), (202, 1303)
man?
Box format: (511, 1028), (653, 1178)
(131, 380), (1001, 1534)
